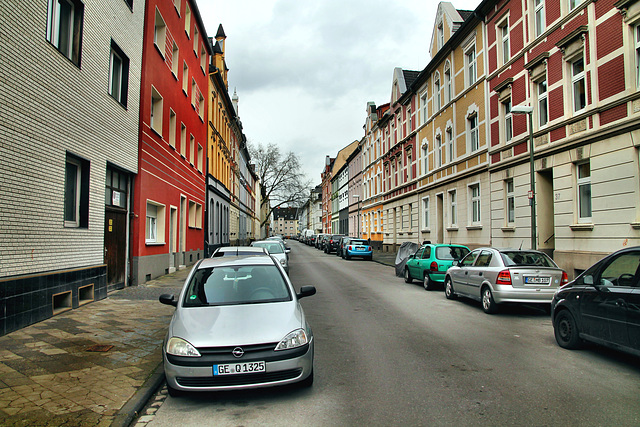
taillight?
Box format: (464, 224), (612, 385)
(496, 270), (512, 285)
(430, 261), (438, 272)
(348, 246), (352, 250)
(368, 246), (372, 251)
(561, 271), (568, 286)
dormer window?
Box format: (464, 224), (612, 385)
(437, 22), (444, 50)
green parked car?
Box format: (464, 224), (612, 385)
(404, 243), (470, 290)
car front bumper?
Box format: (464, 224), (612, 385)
(164, 339), (314, 392)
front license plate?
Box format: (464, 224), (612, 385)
(524, 276), (551, 285)
(214, 361), (265, 376)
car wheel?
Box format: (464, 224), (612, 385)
(368, 255), (373, 261)
(345, 253), (350, 260)
(423, 274), (435, 291)
(404, 268), (413, 283)
(444, 278), (456, 300)
(167, 382), (183, 398)
(481, 287), (498, 314)
(554, 310), (582, 349)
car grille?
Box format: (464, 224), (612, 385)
(167, 343), (310, 366)
(198, 343), (277, 356)
(176, 368), (302, 387)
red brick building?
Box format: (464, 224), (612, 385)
(132, 0), (211, 283)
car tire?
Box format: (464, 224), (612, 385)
(423, 274), (435, 291)
(444, 278), (456, 300)
(368, 255), (373, 261)
(404, 268), (413, 283)
(481, 287), (498, 314)
(345, 253), (350, 260)
(167, 382), (183, 398)
(554, 309), (582, 349)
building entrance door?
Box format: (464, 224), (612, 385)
(104, 209), (126, 288)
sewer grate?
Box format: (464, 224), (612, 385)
(86, 344), (114, 352)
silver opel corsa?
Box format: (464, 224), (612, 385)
(159, 255), (316, 396)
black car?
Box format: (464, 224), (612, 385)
(551, 246), (640, 357)
(336, 237), (351, 257)
(324, 234), (345, 254)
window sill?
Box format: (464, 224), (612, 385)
(570, 223), (594, 231)
(145, 242), (165, 246)
(501, 226), (516, 232)
(466, 225), (483, 230)
(446, 226), (458, 232)
(154, 43), (165, 60)
(632, 222), (640, 229)
(421, 229), (430, 233)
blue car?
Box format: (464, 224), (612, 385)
(342, 239), (373, 261)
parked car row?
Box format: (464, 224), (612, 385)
(403, 243), (640, 358)
(302, 233), (374, 261)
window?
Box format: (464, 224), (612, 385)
(124, 0), (133, 9)
(191, 78), (196, 106)
(499, 20), (510, 65)
(189, 135), (195, 163)
(180, 123), (186, 157)
(422, 197), (430, 229)
(421, 92), (428, 123)
(469, 184), (481, 224)
(407, 151), (412, 180)
(636, 26), (640, 86)
(184, 3), (192, 37)
(506, 179), (515, 224)
(182, 62), (188, 93)
(171, 41), (179, 76)
(150, 86), (163, 134)
(153, 8), (166, 55)
(504, 99), (513, 142)
(198, 91), (205, 119)
(577, 162), (592, 223)
(449, 189), (457, 226)
(437, 23), (444, 50)
(189, 201), (202, 228)
(109, 40), (129, 107)
(197, 144), (203, 171)
(466, 46), (477, 85)
(444, 64), (452, 104)
(434, 73), (441, 111)
(569, 0), (583, 11)
(193, 26), (199, 53)
(446, 127), (454, 163)
(421, 140), (429, 175)
(64, 153), (89, 228)
(200, 45), (207, 70)
(571, 56), (586, 112)
(146, 201), (166, 243)
(105, 168), (127, 209)
(537, 79), (548, 127)
(436, 134), (442, 167)
(46, 0), (84, 65)
(173, 0), (180, 12)
(534, 0), (545, 37)
(169, 109), (176, 148)
(468, 114), (479, 152)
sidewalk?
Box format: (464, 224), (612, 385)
(0, 267), (191, 427)
(372, 249), (396, 268)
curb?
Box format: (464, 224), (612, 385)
(111, 363), (166, 427)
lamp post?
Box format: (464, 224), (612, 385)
(353, 194), (360, 238)
(511, 105), (536, 250)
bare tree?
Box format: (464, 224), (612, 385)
(249, 142), (312, 229)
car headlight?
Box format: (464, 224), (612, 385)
(166, 337), (201, 357)
(280, 258), (287, 266)
(275, 329), (308, 351)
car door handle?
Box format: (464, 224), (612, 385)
(615, 299), (627, 308)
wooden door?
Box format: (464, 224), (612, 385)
(105, 209), (127, 287)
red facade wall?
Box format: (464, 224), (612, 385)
(600, 104), (628, 125)
(596, 14), (623, 59)
(598, 55), (625, 101)
(133, 0), (210, 260)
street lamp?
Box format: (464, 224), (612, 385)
(353, 194), (360, 239)
(511, 105), (536, 250)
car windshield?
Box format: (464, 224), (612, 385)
(436, 246), (469, 261)
(213, 249), (263, 257)
(501, 251), (555, 267)
(350, 239), (368, 246)
(183, 265), (291, 307)
(252, 242), (284, 254)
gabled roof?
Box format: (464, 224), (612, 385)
(403, 70), (420, 89)
(331, 140), (359, 176)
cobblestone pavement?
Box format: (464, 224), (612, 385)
(0, 267), (189, 427)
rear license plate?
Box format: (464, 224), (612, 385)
(524, 276), (551, 285)
(214, 361), (265, 376)
(356, 247), (365, 251)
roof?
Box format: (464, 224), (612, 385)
(403, 70), (420, 89)
(331, 140), (359, 176)
(197, 255), (276, 269)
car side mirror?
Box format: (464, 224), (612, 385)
(286, 248), (291, 253)
(583, 275), (593, 285)
(297, 286), (316, 299)
(452, 260), (459, 267)
(159, 294), (177, 307)
(408, 254), (415, 260)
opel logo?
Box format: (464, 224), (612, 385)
(232, 347), (244, 358)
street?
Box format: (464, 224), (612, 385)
(145, 241), (640, 426)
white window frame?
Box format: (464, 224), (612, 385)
(153, 8), (166, 55)
(446, 127), (454, 163)
(422, 196), (430, 229)
(64, 156), (81, 227)
(437, 22), (444, 50)
(468, 114), (479, 152)
(535, 0), (545, 37)
(171, 41), (179, 76)
(47, 0), (83, 65)
(506, 179), (515, 225)
(499, 19), (510, 65)
(571, 56), (586, 113)
(577, 161), (592, 223)
(449, 189), (457, 227)
(504, 99), (513, 142)
(436, 134), (443, 167)
(421, 91), (428, 123)
(150, 86), (163, 135)
(184, 3), (192, 37)
(434, 73), (441, 111)
(109, 43), (124, 104)
(537, 78), (548, 127)
(146, 201), (166, 243)
(469, 183), (481, 224)
(169, 109), (176, 148)
(569, 0), (583, 11)
(466, 45), (477, 86)
(444, 63), (452, 104)
(636, 25), (640, 87)
(421, 139), (429, 175)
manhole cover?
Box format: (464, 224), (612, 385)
(86, 344), (114, 352)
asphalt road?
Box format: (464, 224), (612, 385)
(147, 241), (640, 426)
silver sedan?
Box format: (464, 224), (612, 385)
(159, 255), (316, 396)
(444, 248), (568, 314)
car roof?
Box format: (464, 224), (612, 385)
(212, 246), (267, 255)
(197, 255), (277, 270)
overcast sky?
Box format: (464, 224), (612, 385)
(198, 0), (481, 186)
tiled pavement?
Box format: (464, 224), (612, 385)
(0, 267), (190, 427)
